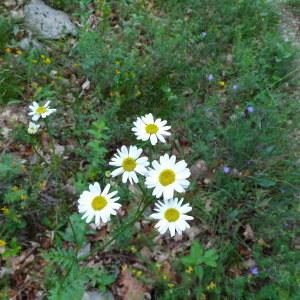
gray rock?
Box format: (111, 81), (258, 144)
(190, 159), (208, 179)
(24, 0), (77, 39)
(19, 36), (43, 50)
(82, 291), (114, 300)
(77, 243), (91, 259)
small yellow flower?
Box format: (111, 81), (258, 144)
(167, 283), (175, 288)
(219, 81), (226, 87)
(16, 49), (23, 55)
(155, 263), (162, 269)
(0, 240), (6, 248)
(44, 57), (52, 64)
(130, 246), (137, 253)
(135, 90), (142, 97)
(1, 207), (9, 216)
(136, 270), (143, 277)
(31, 82), (39, 89)
(207, 281), (217, 291)
(12, 186), (19, 192)
(39, 181), (47, 190)
(20, 194), (28, 201)
(185, 266), (194, 274)
(40, 54), (46, 59)
(4, 48), (12, 53)
(115, 69), (121, 75)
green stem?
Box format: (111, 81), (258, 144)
(45, 121), (57, 169)
(68, 217), (80, 253)
(44, 120), (64, 220)
(84, 183), (152, 259)
(32, 144), (49, 165)
(99, 198), (152, 252)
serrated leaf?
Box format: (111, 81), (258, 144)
(190, 241), (204, 259)
(203, 249), (218, 267)
(181, 255), (197, 266)
(63, 213), (87, 247)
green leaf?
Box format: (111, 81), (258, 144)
(194, 266), (204, 280)
(63, 214), (87, 247)
(181, 241), (204, 266)
(181, 255), (197, 266)
(203, 249), (218, 267)
(254, 178), (276, 188)
(190, 241), (204, 259)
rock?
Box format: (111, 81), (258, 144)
(19, 36), (43, 50)
(77, 243), (91, 259)
(186, 226), (203, 240)
(10, 9), (25, 20)
(190, 159), (208, 179)
(82, 291), (114, 300)
(24, 0), (77, 39)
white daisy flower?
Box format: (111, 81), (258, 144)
(132, 113), (171, 145)
(28, 122), (40, 134)
(109, 145), (149, 184)
(150, 198), (193, 237)
(28, 101), (56, 121)
(78, 182), (121, 226)
(145, 154), (190, 200)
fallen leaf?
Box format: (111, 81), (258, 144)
(116, 265), (148, 300)
(243, 224), (255, 241)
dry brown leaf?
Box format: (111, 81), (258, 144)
(161, 261), (176, 281)
(243, 224), (255, 241)
(116, 265), (147, 300)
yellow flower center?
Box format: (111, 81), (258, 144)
(164, 208), (180, 222)
(122, 157), (136, 172)
(159, 169), (176, 186)
(36, 106), (47, 114)
(91, 195), (107, 211)
(145, 123), (159, 134)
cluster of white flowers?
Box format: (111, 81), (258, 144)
(78, 113), (193, 238)
(27, 101), (56, 134)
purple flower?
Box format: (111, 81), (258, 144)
(247, 106), (254, 113)
(250, 267), (259, 276)
(233, 84), (238, 91)
(223, 166), (230, 174)
(207, 74), (214, 81)
(200, 32), (207, 38)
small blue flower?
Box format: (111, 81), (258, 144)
(207, 74), (214, 81)
(233, 84), (238, 91)
(223, 166), (230, 174)
(200, 32), (207, 38)
(247, 106), (254, 113)
(250, 267), (259, 276)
